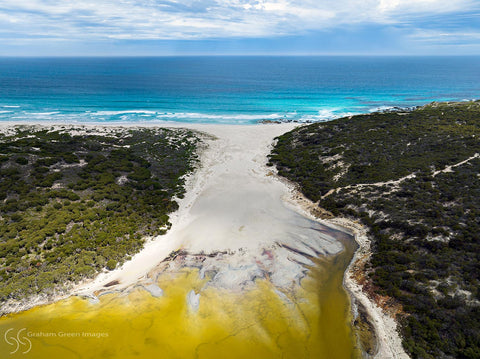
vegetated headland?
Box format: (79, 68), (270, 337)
(269, 100), (480, 359)
(0, 125), (200, 313)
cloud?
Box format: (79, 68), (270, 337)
(0, 0), (477, 42)
(410, 29), (480, 43)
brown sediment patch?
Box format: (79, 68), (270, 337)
(104, 280), (120, 287)
(277, 243), (315, 259)
(354, 301), (377, 355)
(346, 231), (405, 320)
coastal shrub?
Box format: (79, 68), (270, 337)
(15, 156), (28, 165)
(0, 126), (200, 307)
(106, 259), (117, 270)
(269, 101), (480, 358)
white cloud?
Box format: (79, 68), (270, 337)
(378, 0), (472, 14)
(410, 29), (480, 42)
(0, 0), (477, 40)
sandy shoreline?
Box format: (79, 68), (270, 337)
(1, 122), (408, 358)
(283, 188), (409, 359)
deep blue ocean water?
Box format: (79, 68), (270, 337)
(0, 56), (479, 124)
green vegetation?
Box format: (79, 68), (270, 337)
(269, 101), (480, 358)
(0, 125), (200, 304)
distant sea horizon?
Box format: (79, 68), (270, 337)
(0, 56), (478, 124)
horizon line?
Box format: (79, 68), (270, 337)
(1, 54), (480, 58)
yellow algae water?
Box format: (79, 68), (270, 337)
(0, 245), (360, 359)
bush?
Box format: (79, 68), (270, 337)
(15, 156), (28, 165)
(106, 259), (117, 270)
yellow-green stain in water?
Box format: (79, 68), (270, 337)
(0, 242), (360, 358)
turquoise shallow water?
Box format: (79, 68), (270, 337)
(0, 56), (479, 124)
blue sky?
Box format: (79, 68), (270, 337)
(0, 0), (479, 56)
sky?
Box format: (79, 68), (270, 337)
(0, 0), (479, 56)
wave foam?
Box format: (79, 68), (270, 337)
(94, 110), (158, 116)
(368, 106), (396, 113)
(30, 112), (61, 116)
(295, 109), (357, 122)
(0, 107), (385, 124)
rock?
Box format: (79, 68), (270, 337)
(186, 290), (200, 312)
(144, 284), (163, 298)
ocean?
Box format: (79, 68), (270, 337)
(0, 56), (479, 124)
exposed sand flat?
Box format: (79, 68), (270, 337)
(75, 123), (343, 295)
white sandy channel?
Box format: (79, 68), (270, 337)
(75, 123), (342, 294)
